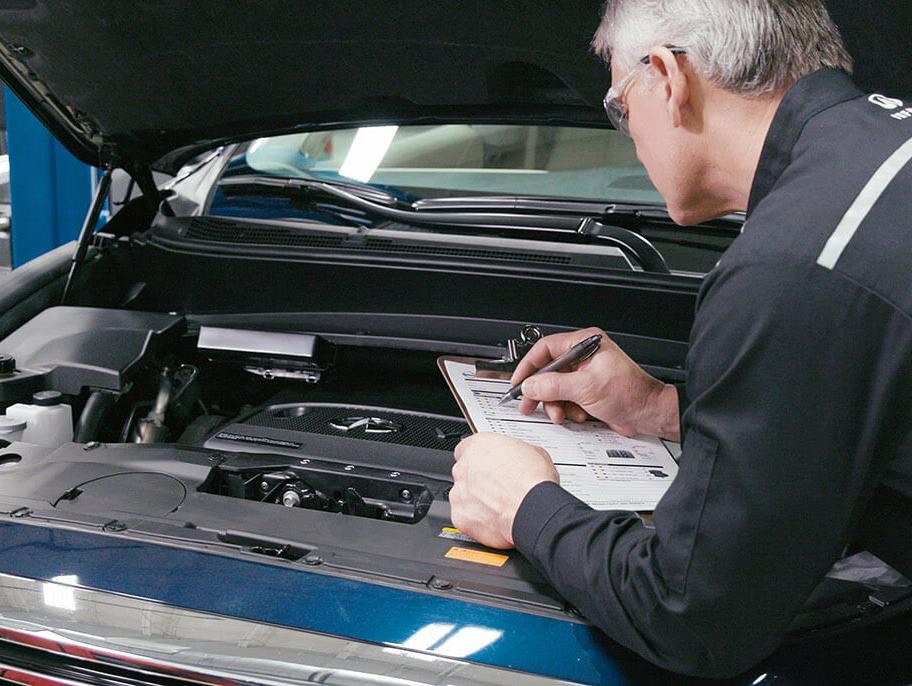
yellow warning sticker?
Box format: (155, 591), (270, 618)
(445, 546), (509, 568)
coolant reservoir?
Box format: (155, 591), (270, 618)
(6, 391), (73, 447)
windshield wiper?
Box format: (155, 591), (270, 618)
(218, 175), (582, 232)
(411, 195), (667, 217)
(219, 174), (403, 208)
(217, 175), (676, 273)
(412, 195), (619, 214)
(413, 195), (745, 227)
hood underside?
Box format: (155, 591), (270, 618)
(0, 0), (614, 172)
(0, 0), (908, 174)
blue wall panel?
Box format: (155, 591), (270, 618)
(3, 87), (95, 267)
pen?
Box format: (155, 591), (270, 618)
(497, 333), (603, 405)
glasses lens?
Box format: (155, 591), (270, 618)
(603, 89), (629, 137)
(603, 65), (642, 137)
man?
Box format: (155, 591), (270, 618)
(449, 0), (912, 678)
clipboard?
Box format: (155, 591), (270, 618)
(437, 355), (680, 512)
(437, 355), (507, 432)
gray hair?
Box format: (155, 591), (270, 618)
(592, 0), (853, 96)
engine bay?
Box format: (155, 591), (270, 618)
(0, 306), (585, 618)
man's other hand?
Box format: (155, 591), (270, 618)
(511, 327), (681, 441)
(450, 433), (559, 549)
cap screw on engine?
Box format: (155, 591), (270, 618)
(282, 490), (302, 508)
(399, 489), (413, 502)
(389, 471), (400, 478)
(0, 355), (16, 378)
(299, 459), (311, 465)
(304, 553), (323, 566)
(260, 481), (270, 492)
(344, 465), (355, 471)
(83, 441), (101, 451)
(429, 577), (453, 591)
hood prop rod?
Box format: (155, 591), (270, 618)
(61, 165), (114, 306)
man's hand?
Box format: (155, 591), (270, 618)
(512, 327), (681, 441)
(450, 433), (559, 549)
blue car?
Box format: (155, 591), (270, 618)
(0, 2), (910, 684)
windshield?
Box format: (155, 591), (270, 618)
(207, 124), (740, 275)
(219, 124), (662, 204)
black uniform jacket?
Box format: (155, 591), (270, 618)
(512, 69), (912, 678)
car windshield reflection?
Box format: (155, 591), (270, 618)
(234, 124), (662, 204)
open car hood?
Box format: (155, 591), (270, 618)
(0, 0), (908, 175)
(0, 1), (613, 174)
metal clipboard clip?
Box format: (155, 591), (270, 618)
(475, 324), (543, 374)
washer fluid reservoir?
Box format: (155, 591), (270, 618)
(6, 391), (73, 447)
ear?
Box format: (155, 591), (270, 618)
(647, 47), (690, 128)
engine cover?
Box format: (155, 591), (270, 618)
(204, 402), (469, 476)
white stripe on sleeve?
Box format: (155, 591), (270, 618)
(817, 135), (912, 270)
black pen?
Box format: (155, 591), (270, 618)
(497, 333), (603, 405)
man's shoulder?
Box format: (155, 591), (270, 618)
(751, 86), (912, 220)
(703, 239), (912, 331)
(735, 96), (912, 317)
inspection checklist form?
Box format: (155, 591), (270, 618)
(442, 359), (680, 511)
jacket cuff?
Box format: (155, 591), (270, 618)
(512, 481), (584, 553)
(674, 381), (689, 422)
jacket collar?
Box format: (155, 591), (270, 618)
(747, 69), (863, 216)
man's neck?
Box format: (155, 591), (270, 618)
(703, 89), (785, 214)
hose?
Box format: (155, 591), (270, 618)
(74, 390), (117, 443)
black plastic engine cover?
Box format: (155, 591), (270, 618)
(0, 306), (185, 400)
(205, 403), (469, 479)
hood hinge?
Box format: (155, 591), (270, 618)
(96, 144), (161, 212)
(126, 163), (167, 215)
(96, 142), (121, 169)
